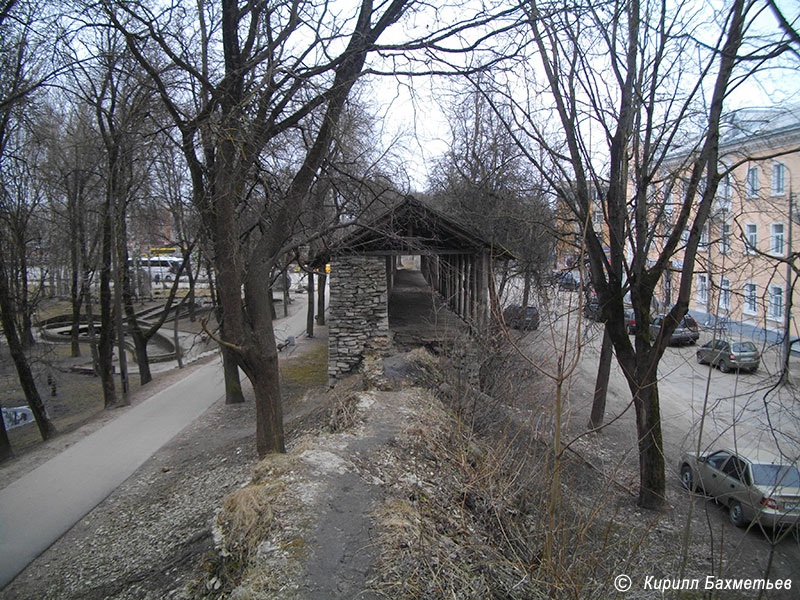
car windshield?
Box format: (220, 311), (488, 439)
(732, 342), (757, 353)
(750, 463), (800, 487)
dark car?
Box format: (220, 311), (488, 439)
(550, 270), (581, 291)
(624, 309), (638, 334)
(583, 300), (602, 321)
(503, 305), (540, 330)
(650, 314), (700, 345)
(696, 339), (760, 373)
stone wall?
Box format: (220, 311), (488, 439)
(328, 255), (391, 382)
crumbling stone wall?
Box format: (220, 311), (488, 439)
(328, 255), (391, 382)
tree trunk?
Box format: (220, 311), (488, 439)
(208, 263), (244, 404)
(222, 346), (245, 404)
(113, 251), (129, 401)
(0, 415), (12, 462)
(521, 266), (531, 309)
(98, 198), (117, 408)
(131, 331), (151, 384)
(241, 276), (285, 455)
(0, 257), (57, 441)
(84, 287), (100, 375)
(316, 271), (326, 325)
(588, 325), (613, 429)
(306, 271), (315, 337)
(249, 352), (284, 455)
(19, 250), (34, 348)
(69, 262), (82, 357)
(186, 254), (196, 322)
(632, 366), (667, 509)
(173, 307), (183, 369)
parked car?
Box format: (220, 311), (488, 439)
(649, 314), (700, 345)
(624, 309), (637, 334)
(583, 300), (602, 321)
(550, 270), (581, 291)
(696, 339), (760, 373)
(503, 305), (540, 330)
(679, 447), (800, 529)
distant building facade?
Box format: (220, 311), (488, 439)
(654, 106), (800, 342)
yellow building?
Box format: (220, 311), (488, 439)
(656, 106), (800, 344)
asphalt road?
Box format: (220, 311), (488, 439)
(0, 293), (314, 589)
(519, 288), (800, 583)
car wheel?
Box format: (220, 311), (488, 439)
(696, 354), (705, 365)
(720, 362), (731, 373)
(680, 464), (696, 492)
(728, 500), (747, 527)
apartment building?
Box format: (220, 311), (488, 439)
(656, 106), (800, 343)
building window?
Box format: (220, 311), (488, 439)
(746, 166), (759, 198)
(699, 225), (709, 251)
(744, 282), (757, 315)
(772, 162), (786, 196)
(681, 227), (690, 244)
(719, 278), (731, 310)
(771, 223), (785, 255)
(717, 172), (732, 210)
(593, 208), (603, 224)
(769, 285), (783, 320)
(745, 223), (757, 254)
(720, 223), (731, 255)
(697, 274), (708, 304)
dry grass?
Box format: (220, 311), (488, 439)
(327, 392), (360, 432)
(366, 348), (666, 599)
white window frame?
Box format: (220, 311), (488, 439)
(697, 274), (708, 304)
(769, 285), (783, 320)
(745, 223), (758, 254)
(699, 225), (709, 251)
(743, 282), (757, 315)
(720, 222), (731, 255)
(772, 162), (786, 196)
(746, 166), (759, 198)
(717, 171), (732, 210)
(771, 222), (785, 256)
(719, 278), (731, 310)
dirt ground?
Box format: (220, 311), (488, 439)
(515, 292), (800, 590)
(0, 331), (331, 600)
(2, 286), (799, 599)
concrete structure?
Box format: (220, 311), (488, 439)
(320, 196), (494, 382)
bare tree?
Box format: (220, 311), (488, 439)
(95, 0), (502, 456)
(471, 0), (755, 509)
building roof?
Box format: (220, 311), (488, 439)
(719, 105), (800, 150)
(313, 195), (495, 265)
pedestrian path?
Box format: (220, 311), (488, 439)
(0, 294), (312, 589)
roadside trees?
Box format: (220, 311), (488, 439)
(97, 0), (501, 456)
(0, 0), (65, 457)
(475, 0), (753, 509)
(429, 86), (555, 303)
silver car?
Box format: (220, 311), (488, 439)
(695, 339), (760, 373)
(650, 314), (700, 345)
(679, 447), (800, 529)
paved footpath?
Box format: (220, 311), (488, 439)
(0, 294), (314, 589)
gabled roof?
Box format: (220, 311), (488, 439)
(314, 196), (494, 264)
